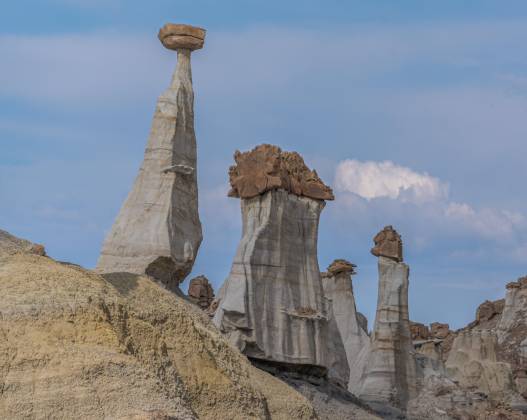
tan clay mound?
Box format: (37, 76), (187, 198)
(0, 251), (316, 419)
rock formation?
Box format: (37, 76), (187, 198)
(0, 231), (319, 420)
(359, 226), (418, 412)
(370, 225), (403, 262)
(227, 144), (334, 200)
(445, 330), (515, 401)
(410, 321), (430, 341)
(322, 259), (370, 394)
(213, 145), (349, 387)
(187, 275), (214, 310)
(97, 23), (204, 293)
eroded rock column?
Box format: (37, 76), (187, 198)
(97, 24), (204, 293)
(213, 144), (349, 386)
(359, 226), (418, 410)
(322, 259), (370, 394)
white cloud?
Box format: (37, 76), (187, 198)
(335, 159), (448, 203)
(332, 159), (527, 259)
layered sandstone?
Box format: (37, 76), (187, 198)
(322, 259), (370, 394)
(359, 227), (417, 411)
(214, 146), (348, 386)
(97, 23), (204, 292)
(0, 232), (319, 420)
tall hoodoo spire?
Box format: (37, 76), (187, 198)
(359, 226), (418, 413)
(96, 24), (205, 293)
(213, 144), (349, 386)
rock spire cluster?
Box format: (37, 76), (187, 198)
(96, 24), (204, 293)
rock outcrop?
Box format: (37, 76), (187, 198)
(97, 23), (204, 293)
(410, 321), (430, 341)
(0, 231), (319, 420)
(359, 226), (417, 412)
(187, 275), (214, 310)
(322, 259), (370, 394)
(213, 145), (349, 387)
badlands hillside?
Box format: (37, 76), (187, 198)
(0, 230), (380, 419)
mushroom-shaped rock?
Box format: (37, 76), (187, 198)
(370, 225), (403, 262)
(214, 145), (348, 387)
(158, 23), (206, 51)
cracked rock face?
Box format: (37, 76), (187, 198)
(214, 149), (348, 385)
(322, 260), (370, 394)
(359, 227), (417, 411)
(97, 29), (203, 292)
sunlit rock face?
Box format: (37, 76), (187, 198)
(213, 145), (349, 387)
(359, 227), (418, 411)
(322, 259), (370, 394)
(97, 25), (204, 292)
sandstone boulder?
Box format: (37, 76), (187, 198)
(187, 275), (214, 310)
(97, 24), (203, 292)
(370, 225), (403, 262)
(227, 144), (334, 201)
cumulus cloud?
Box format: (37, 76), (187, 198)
(331, 159), (527, 259)
(335, 159), (448, 203)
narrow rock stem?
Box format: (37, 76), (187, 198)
(172, 49), (192, 87)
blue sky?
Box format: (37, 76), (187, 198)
(1, 1), (527, 328)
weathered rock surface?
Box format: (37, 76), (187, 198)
(359, 227), (417, 412)
(0, 236), (318, 420)
(213, 187), (349, 386)
(214, 147), (348, 386)
(227, 144), (334, 201)
(445, 330), (515, 400)
(97, 24), (203, 292)
(410, 321), (430, 340)
(187, 275), (214, 310)
(370, 225), (403, 262)
(0, 229), (46, 257)
(321, 259), (370, 394)
(430, 322), (451, 339)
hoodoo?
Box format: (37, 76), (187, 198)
(97, 24), (204, 292)
(359, 226), (418, 411)
(213, 144), (349, 385)
(322, 259), (370, 394)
